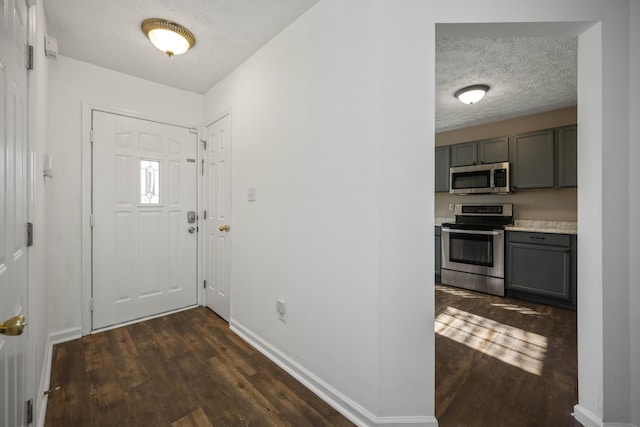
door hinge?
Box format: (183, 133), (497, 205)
(200, 139), (207, 151)
(89, 298), (94, 311)
(90, 130), (94, 143)
(201, 159), (205, 176)
(203, 280), (207, 289)
(26, 399), (33, 424)
(27, 45), (34, 70)
(27, 222), (33, 247)
(89, 214), (94, 228)
(203, 210), (207, 219)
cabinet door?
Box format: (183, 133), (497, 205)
(451, 141), (477, 167)
(511, 129), (555, 189)
(435, 227), (442, 282)
(507, 243), (571, 299)
(478, 137), (509, 164)
(557, 125), (577, 187)
(435, 146), (450, 192)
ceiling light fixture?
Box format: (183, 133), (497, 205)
(141, 18), (196, 57)
(455, 85), (490, 105)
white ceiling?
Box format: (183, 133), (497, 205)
(43, 1), (577, 132)
(43, 0), (320, 94)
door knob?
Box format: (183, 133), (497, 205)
(0, 315), (26, 336)
(188, 227), (197, 234)
(219, 225), (230, 232)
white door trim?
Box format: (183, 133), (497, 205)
(80, 102), (202, 335)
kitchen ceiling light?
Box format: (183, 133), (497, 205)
(141, 18), (196, 57)
(455, 85), (490, 105)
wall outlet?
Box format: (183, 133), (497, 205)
(276, 298), (286, 322)
(248, 186), (256, 202)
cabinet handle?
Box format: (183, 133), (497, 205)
(530, 236), (546, 240)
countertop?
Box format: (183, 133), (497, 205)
(435, 217), (577, 235)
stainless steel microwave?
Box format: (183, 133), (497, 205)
(449, 162), (510, 195)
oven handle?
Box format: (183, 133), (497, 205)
(441, 227), (503, 236)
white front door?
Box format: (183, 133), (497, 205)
(204, 114), (232, 321)
(0, 0), (29, 424)
(92, 111), (198, 330)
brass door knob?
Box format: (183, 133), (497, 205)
(0, 315), (26, 336)
(219, 225), (230, 232)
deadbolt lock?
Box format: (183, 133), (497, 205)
(187, 211), (196, 224)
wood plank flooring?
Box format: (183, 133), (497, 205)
(44, 307), (354, 427)
(435, 283), (579, 427)
(45, 288), (578, 427)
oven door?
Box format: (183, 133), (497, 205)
(441, 227), (504, 278)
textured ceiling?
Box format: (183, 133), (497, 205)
(436, 36), (577, 133)
(43, 0), (319, 94)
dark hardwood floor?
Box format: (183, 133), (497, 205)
(435, 283), (579, 427)
(46, 287), (579, 427)
(44, 307), (354, 427)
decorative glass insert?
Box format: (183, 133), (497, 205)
(140, 160), (160, 204)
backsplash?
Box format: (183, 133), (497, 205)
(434, 187), (577, 222)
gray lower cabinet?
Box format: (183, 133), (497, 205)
(510, 129), (555, 189)
(435, 226), (442, 282)
(506, 231), (577, 309)
(435, 146), (450, 192)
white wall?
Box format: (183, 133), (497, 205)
(47, 57), (203, 334)
(203, 0), (636, 425)
(628, 1), (640, 425)
(205, 1), (385, 421)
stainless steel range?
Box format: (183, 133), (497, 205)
(441, 203), (513, 296)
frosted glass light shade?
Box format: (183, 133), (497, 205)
(455, 85), (490, 105)
(142, 19), (196, 57)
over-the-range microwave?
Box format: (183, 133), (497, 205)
(449, 162), (510, 195)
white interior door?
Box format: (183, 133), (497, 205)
(92, 111), (198, 330)
(0, 0), (29, 425)
(204, 114), (232, 321)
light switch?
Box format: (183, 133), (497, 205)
(248, 186), (256, 202)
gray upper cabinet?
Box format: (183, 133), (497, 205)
(511, 129), (555, 189)
(478, 137), (509, 164)
(450, 137), (509, 167)
(435, 146), (450, 192)
(450, 141), (477, 167)
(557, 125), (577, 187)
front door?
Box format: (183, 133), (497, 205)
(0, 0), (29, 424)
(92, 111), (198, 330)
(204, 114), (232, 321)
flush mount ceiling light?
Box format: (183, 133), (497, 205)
(141, 18), (196, 57)
(455, 84), (490, 105)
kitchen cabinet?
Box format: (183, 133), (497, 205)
(557, 125), (577, 187)
(450, 137), (509, 167)
(435, 226), (442, 282)
(510, 129), (555, 189)
(506, 231), (577, 309)
(435, 146), (450, 192)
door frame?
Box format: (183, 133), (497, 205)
(80, 102), (203, 335)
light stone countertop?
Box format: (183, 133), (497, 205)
(435, 218), (577, 235)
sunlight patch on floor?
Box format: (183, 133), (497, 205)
(435, 306), (547, 375)
(490, 303), (545, 317)
(435, 284), (482, 299)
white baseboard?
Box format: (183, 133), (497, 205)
(230, 319), (439, 427)
(49, 327), (82, 345)
(36, 328), (82, 427)
(574, 405), (638, 427)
